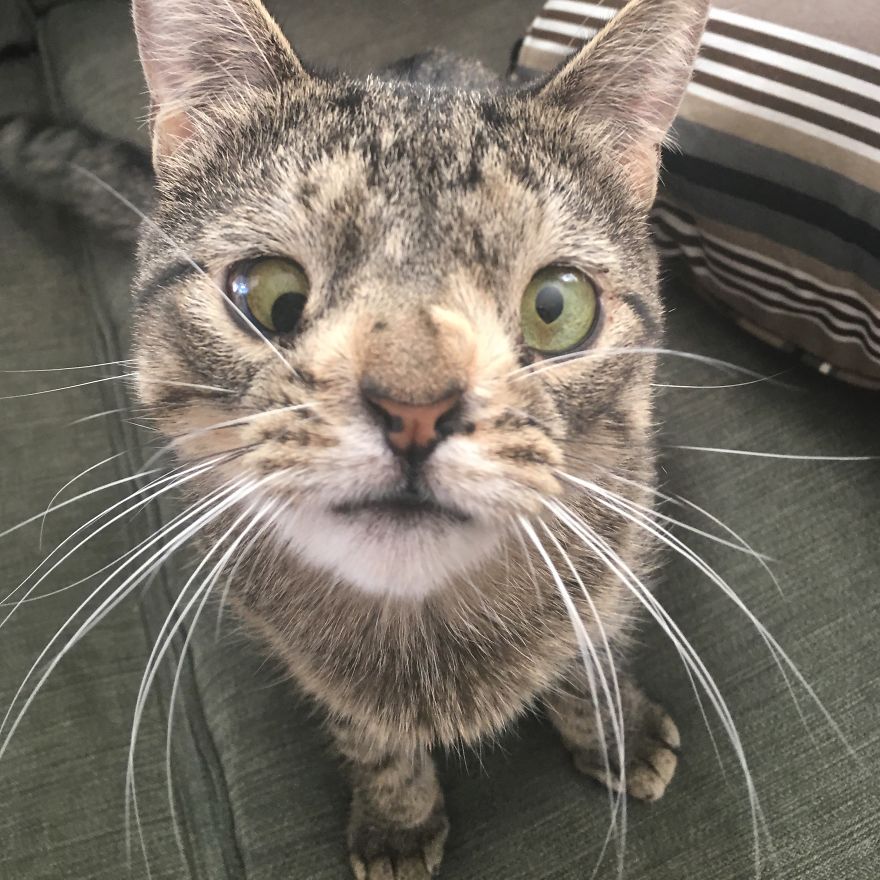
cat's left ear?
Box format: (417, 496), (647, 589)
(132, 0), (306, 162)
(536, 0), (708, 210)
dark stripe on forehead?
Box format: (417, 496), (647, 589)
(137, 261), (206, 304)
(619, 291), (661, 340)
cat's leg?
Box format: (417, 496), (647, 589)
(328, 717), (449, 880)
(544, 665), (680, 802)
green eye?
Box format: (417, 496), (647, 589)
(520, 266), (598, 354)
(227, 257), (310, 334)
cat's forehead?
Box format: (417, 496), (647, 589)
(277, 85), (536, 209)
(151, 77), (643, 300)
(176, 77), (604, 217)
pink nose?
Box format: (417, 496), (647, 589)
(365, 392), (462, 453)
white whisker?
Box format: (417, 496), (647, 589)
(509, 347), (772, 382)
(0, 474), (264, 764)
(141, 378), (239, 396)
(0, 456), (227, 619)
(214, 512), (280, 639)
(38, 450), (132, 550)
(126, 491), (260, 863)
(0, 459), (160, 545)
(167, 402), (315, 449)
(69, 407), (128, 425)
(588, 469), (776, 563)
(547, 503), (768, 876)
(6, 458), (256, 612)
(0, 359), (134, 373)
(510, 522), (542, 602)
(551, 499), (726, 776)
(0, 372), (136, 401)
(119, 479), (255, 871)
(121, 477), (260, 873)
(653, 371), (793, 390)
(614, 491), (817, 758)
(671, 445), (877, 462)
(594, 468), (782, 596)
(571, 474), (862, 769)
(516, 517), (625, 878)
(161, 497), (277, 867)
(560, 480), (735, 773)
(537, 516), (627, 880)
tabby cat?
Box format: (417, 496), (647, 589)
(3, 0), (710, 876)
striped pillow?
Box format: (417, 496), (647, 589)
(514, 1), (880, 388)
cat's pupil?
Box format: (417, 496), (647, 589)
(535, 286), (564, 324)
(271, 292), (307, 333)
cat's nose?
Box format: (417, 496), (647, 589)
(364, 390), (463, 456)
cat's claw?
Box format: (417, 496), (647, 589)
(572, 702), (680, 802)
(348, 805), (449, 879)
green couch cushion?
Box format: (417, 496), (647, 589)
(0, 48), (184, 880)
(1, 1), (878, 878)
(0, 1), (32, 52)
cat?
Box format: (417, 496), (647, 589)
(2, 0), (710, 876)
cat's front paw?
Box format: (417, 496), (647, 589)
(348, 800), (449, 879)
(573, 701), (680, 802)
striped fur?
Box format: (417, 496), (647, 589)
(0, 116), (152, 241)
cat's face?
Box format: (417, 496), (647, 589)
(131, 0), (706, 598)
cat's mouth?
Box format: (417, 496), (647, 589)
(332, 488), (470, 523)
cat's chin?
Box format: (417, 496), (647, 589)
(267, 502), (503, 599)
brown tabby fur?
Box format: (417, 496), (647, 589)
(129, 0), (709, 875)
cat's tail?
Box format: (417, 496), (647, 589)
(0, 116), (154, 243)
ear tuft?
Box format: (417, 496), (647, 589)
(133, 0), (305, 161)
(537, 0), (709, 209)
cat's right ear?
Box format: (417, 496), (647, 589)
(132, 0), (306, 162)
(533, 0), (708, 210)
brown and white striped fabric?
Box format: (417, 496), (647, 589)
(514, 1), (880, 388)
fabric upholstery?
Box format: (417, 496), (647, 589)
(0, 2), (31, 51)
(0, 30), (184, 880)
(1, 1), (878, 878)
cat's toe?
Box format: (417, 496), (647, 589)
(350, 853), (393, 880)
(348, 807), (449, 879)
(396, 853), (440, 879)
(625, 746), (678, 801)
(645, 701), (680, 751)
(571, 702), (680, 802)
(349, 846), (442, 880)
